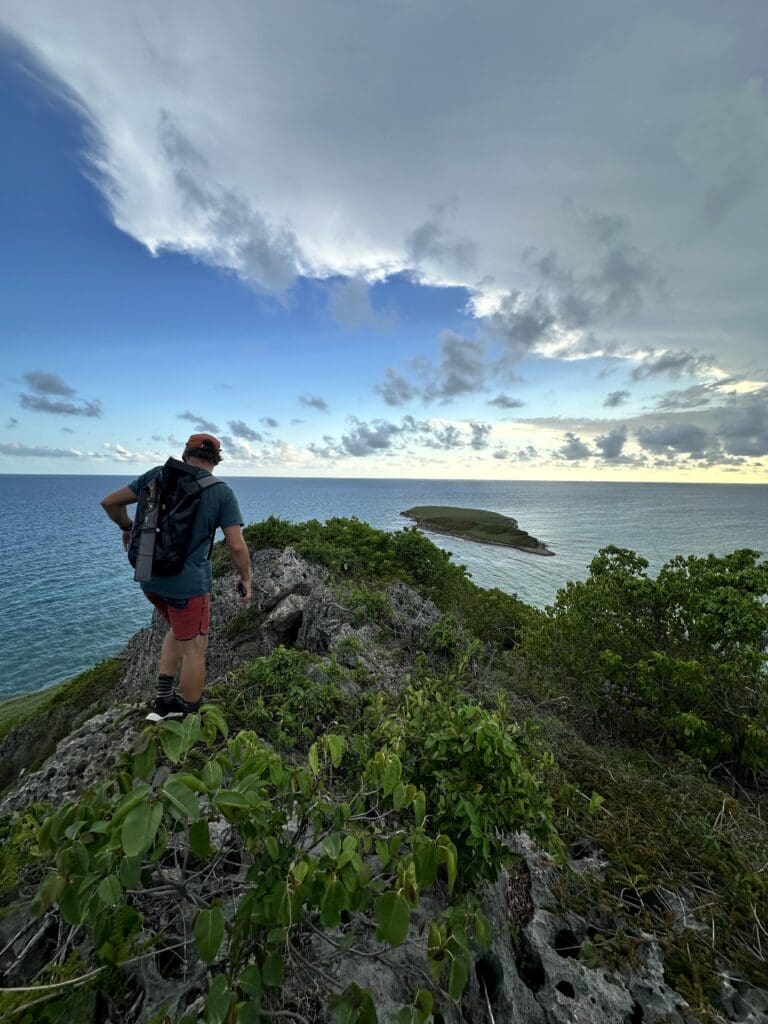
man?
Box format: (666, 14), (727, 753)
(101, 433), (252, 720)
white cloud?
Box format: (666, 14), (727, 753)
(2, 0), (766, 376)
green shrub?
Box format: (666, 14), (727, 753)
(522, 546), (768, 773)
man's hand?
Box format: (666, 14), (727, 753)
(236, 576), (252, 604)
(101, 486), (138, 548)
(121, 528), (132, 552)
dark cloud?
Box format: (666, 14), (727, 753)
(151, 434), (163, 441)
(339, 418), (404, 456)
(424, 424), (463, 450)
(486, 291), (556, 360)
(716, 390), (768, 456)
(23, 371), (76, 397)
(406, 204), (476, 270)
(376, 368), (418, 406)
(159, 115), (301, 294)
(177, 410), (221, 433)
(260, 417), (279, 428)
(300, 394), (329, 412)
(604, 389), (630, 407)
(291, 418), (305, 424)
(594, 425), (628, 460)
(469, 422), (492, 450)
(557, 432), (592, 460)
(424, 331), (488, 401)
(0, 442), (82, 458)
(493, 444), (538, 462)
(636, 422), (710, 456)
(488, 393), (524, 409)
(7, 417), (18, 429)
(654, 379), (741, 411)
(228, 419), (263, 442)
(631, 351), (711, 381)
(61, 426), (75, 434)
(19, 394), (102, 417)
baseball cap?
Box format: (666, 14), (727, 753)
(185, 433), (222, 453)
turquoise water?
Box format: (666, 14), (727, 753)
(1, 474), (766, 698)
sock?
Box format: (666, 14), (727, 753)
(156, 673), (175, 701)
(182, 697), (202, 714)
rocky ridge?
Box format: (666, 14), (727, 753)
(0, 546), (765, 1023)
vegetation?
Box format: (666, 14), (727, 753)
(2, 518), (767, 1022)
(401, 505), (551, 554)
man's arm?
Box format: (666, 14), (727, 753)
(101, 486), (138, 549)
(223, 524), (252, 603)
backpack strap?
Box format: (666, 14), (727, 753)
(197, 475), (224, 493)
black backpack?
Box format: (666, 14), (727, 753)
(128, 458), (223, 581)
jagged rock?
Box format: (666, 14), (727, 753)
(252, 547), (327, 614)
(0, 706), (139, 816)
(296, 585), (353, 654)
(386, 580), (441, 643)
(262, 593), (308, 647)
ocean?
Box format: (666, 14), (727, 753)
(1, 474), (766, 700)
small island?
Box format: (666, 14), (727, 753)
(401, 505), (555, 555)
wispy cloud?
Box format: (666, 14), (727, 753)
(299, 394), (329, 412)
(177, 410), (221, 433)
(19, 370), (102, 417)
(0, 442), (83, 458)
(228, 419), (263, 442)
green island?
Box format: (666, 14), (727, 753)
(0, 516), (766, 1023)
(402, 505), (555, 555)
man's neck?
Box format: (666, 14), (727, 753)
(185, 457), (215, 472)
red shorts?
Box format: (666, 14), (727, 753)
(144, 592), (210, 641)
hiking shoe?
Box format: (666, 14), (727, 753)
(146, 693), (185, 722)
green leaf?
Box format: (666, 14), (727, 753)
(134, 737), (157, 781)
(121, 799), (163, 858)
(412, 790), (426, 827)
(97, 875), (122, 906)
(262, 951), (284, 987)
(320, 877), (347, 928)
(308, 742), (320, 776)
(237, 965), (262, 998)
(236, 1001), (261, 1024)
(158, 720), (185, 763)
(58, 883), (83, 925)
(326, 733), (345, 768)
(374, 891), (410, 946)
(213, 789), (251, 810)
(57, 841), (89, 877)
(174, 772), (209, 793)
(31, 870), (65, 916)
(195, 906), (225, 964)
(162, 777), (201, 820)
(204, 973), (232, 1024)
(413, 840), (438, 889)
(414, 989), (433, 1021)
(119, 856), (142, 890)
(189, 820), (213, 859)
(392, 782), (407, 811)
(375, 839), (390, 867)
(383, 754), (402, 797)
(588, 790), (606, 814)
(448, 952), (469, 1000)
(201, 759), (223, 791)
(264, 836), (280, 861)
(437, 836), (457, 892)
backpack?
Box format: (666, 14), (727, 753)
(128, 458), (224, 582)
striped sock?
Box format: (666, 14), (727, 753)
(156, 674), (175, 700)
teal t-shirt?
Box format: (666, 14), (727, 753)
(127, 466), (244, 599)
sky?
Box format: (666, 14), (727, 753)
(0, 1), (766, 481)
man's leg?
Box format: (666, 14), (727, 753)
(159, 629), (183, 677)
(177, 633), (209, 704)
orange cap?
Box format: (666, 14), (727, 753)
(185, 433), (221, 452)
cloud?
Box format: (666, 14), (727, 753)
(594, 425), (629, 460)
(469, 422), (492, 449)
(260, 417), (279, 428)
(19, 370), (102, 417)
(339, 418), (404, 456)
(7, 417), (18, 429)
(375, 368), (419, 407)
(604, 389), (630, 407)
(299, 394), (329, 412)
(177, 410), (221, 433)
(228, 419), (263, 442)
(488, 393), (524, 409)
(22, 371), (76, 397)
(636, 422), (711, 456)
(102, 441), (164, 462)
(716, 389), (768, 456)
(4, 1), (768, 381)
(557, 432), (593, 460)
(493, 444), (538, 462)
(61, 426), (75, 433)
(0, 442), (82, 457)
(424, 331), (488, 401)
(631, 351), (712, 381)
(19, 394), (102, 417)
(327, 278), (394, 329)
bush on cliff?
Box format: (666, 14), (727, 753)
(521, 545), (768, 774)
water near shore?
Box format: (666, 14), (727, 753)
(1, 474), (766, 699)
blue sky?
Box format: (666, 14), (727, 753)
(1, 3), (767, 480)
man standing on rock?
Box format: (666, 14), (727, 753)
(101, 433), (252, 720)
